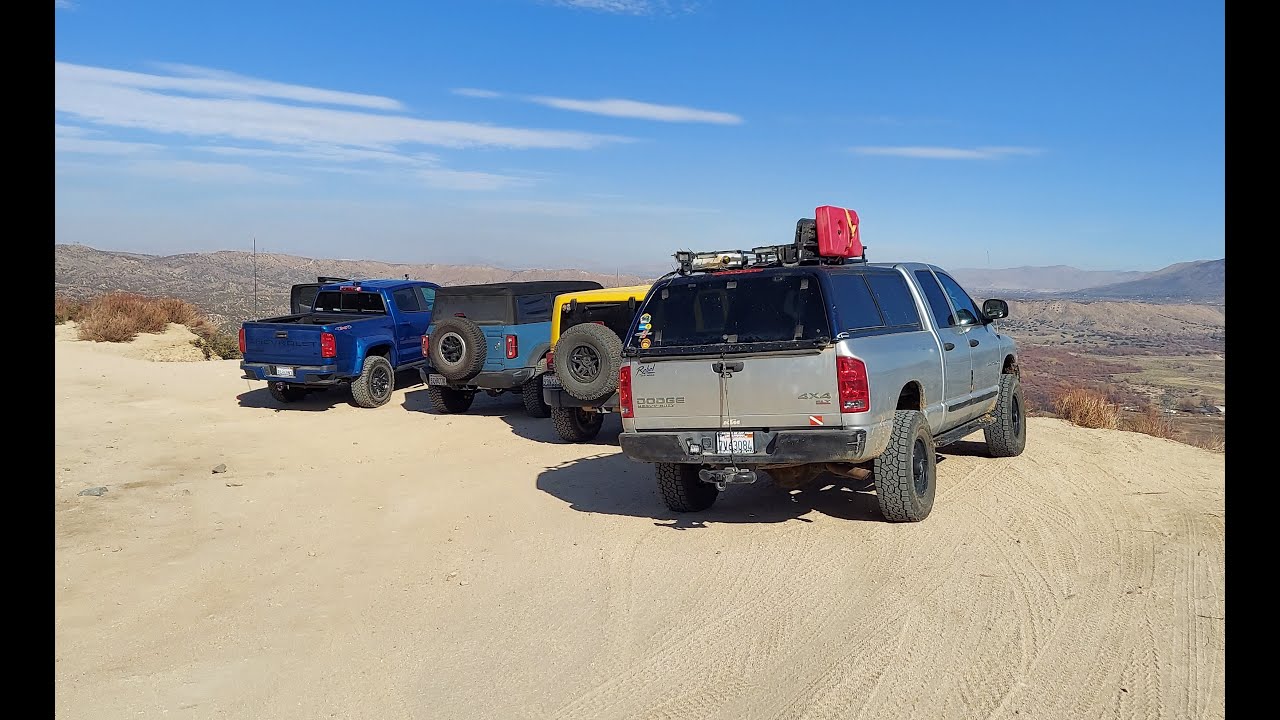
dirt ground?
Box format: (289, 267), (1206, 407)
(54, 328), (1225, 720)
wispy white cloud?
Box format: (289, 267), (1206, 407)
(452, 87), (503, 99)
(56, 136), (164, 155)
(55, 61), (633, 150)
(549, 0), (699, 15)
(454, 87), (742, 125)
(55, 0), (75, 9)
(194, 144), (441, 167)
(418, 169), (531, 191)
(851, 145), (1043, 160)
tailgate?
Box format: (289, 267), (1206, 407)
(482, 326), (508, 371)
(243, 324), (327, 366)
(628, 349), (838, 431)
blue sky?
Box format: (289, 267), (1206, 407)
(54, 0), (1224, 274)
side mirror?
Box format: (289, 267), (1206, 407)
(982, 299), (1009, 320)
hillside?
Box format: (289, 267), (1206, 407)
(1065, 258), (1225, 303)
(949, 265), (1150, 293)
(55, 244), (652, 328)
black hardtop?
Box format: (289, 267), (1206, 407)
(437, 280), (603, 297)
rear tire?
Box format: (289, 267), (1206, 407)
(522, 376), (552, 418)
(428, 317), (487, 382)
(427, 385), (474, 414)
(656, 463), (719, 512)
(554, 323), (624, 402)
(551, 407), (604, 442)
(984, 374), (1027, 457)
(269, 382), (307, 403)
(350, 355), (394, 408)
(873, 410), (937, 522)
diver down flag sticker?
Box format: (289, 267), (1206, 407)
(809, 415), (824, 426)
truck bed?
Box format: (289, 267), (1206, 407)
(251, 312), (375, 326)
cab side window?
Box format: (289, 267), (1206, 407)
(913, 270), (957, 327)
(392, 288), (423, 313)
(935, 273), (983, 326)
(416, 286), (436, 312)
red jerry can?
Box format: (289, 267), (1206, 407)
(814, 206), (863, 259)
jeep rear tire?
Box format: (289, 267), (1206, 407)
(427, 385), (474, 414)
(350, 355), (395, 408)
(984, 374), (1027, 457)
(551, 407), (604, 442)
(656, 463), (719, 512)
(554, 322), (623, 402)
(521, 376), (552, 418)
(429, 317), (487, 382)
(873, 410), (937, 522)
(269, 382), (307, 403)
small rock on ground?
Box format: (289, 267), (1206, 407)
(78, 487), (108, 497)
(211, 463), (228, 474)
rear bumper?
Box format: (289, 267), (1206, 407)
(618, 428), (869, 465)
(241, 362), (341, 386)
(420, 366), (536, 390)
(542, 377), (618, 409)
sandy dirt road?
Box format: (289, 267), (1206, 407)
(54, 327), (1225, 719)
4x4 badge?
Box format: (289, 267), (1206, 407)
(797, 392), (831, 400)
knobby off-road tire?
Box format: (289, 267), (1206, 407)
(428, 385), (474, 414)
(350, 355), (395, 408)
(429, 317), (487, 382)
(873, 410), (937, 522)
(269, 382), (307, 403)
(554, 323), (624, 402)
(656, 463), (719, 512)
(522, 376), (552, 418)
(984, 373), (1027, 458)
(551, 407), (604, 443)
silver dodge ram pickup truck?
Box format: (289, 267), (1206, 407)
(616, 211), (1025, 522)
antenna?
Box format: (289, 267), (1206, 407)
(253, 237), (258, 316)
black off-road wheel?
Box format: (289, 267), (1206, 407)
(551, 407), (604, 442)
(656, 463), (719, 512)
(554, 323), (624, 402)
(521, 376), (552, 418)
(429, 317), (487, 382)
(350, 355), (395, 408)
(427, 385), (475, 414)
(984, 374), (1027, 457)
(269, 382), (307, 403)
(873, 410), (937, 522)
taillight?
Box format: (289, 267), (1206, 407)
(837, 356), (870, 413)
(237, 328), (245, 354)
(421, 334), (429, 357)
(320, 332), (337, 359)
(545, 347), (555, 369)
(506, 334), (518, 360)
(619, 366), (634, 418)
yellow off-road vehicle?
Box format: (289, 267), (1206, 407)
(542, 284), (652, 442)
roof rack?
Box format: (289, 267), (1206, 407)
(672, 206), (867, 276)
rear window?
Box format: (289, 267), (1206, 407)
(313, 291), (386, 314)
(631, 272), (830, 351)
(516, 293), (553, 323)
(433, 293), (510, 324)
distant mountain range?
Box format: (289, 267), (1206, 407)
(951, 258), (1224, 304)
(54, 244), (1225, 329)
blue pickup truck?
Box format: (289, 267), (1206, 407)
(422, 280), (603, 416)
(240, 279), (439, 408)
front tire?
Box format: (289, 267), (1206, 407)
(350, 355), (395, 408)
(656, 463), (719, 512)
(522, 376), (552, 418)
(873, 410), (937, 522)
(984, 374), (1027, 457)
(269, 382), (307, 403)
(551, 407), (604, 442)
(427, 385), (474, 414)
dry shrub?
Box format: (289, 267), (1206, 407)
(1053, 388), (1119, 429)
(76, 293), (211, 343)
(55, 295), (85, 324)
(1122, 407), (1177, 440)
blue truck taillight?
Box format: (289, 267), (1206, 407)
(238, 328), (245, 354)
(421, 334), (429, 357)
(506, 334), (518, 359)
(320, 332), (337, 359)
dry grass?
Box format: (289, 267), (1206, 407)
(1053, 388), (1120, 430)
(69, 292), (241, 359)
(55, 295), (86, 325)
(1122, 407), (1177, 440)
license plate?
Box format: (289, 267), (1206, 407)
(543, 374), (562, 388)
(428, 374), (448, 386)
(274, 366), (295, 378)
(715, 432), (755, 454)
